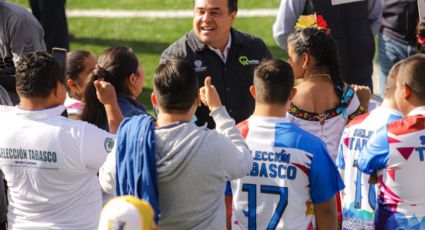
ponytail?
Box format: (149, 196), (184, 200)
(79, 46), (139, 130)
(79, 65), (109, 129)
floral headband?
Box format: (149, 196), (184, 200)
(295, 14), (331, 35)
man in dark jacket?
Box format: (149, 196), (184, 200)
(160, 0), (272, 129)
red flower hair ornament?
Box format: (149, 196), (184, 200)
(417, 33), (425, 45)
(295, 14), (331, 36)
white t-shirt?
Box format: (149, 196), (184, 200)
(231, 116), (344, 230)
(336, 106), (402, 230)
(0, 105), (114, 230)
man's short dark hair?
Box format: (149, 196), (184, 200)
(253, 59), (294, 104)
(227, 0), (237, 13)
(398, 54), (425, 103)
(16, 51), (63, 98)
(193, 0), (237, 13)
(154, 58), (199, 114)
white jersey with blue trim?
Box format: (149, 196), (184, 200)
(358, 106), (425, 230)
(336, 106), (402, 230)
(231, 116), (344, 230)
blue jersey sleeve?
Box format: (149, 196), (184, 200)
(310, 141), (345, 204)
(358, 126), (390, 175)
(336, 141), (345, 170)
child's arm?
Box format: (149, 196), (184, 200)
(200, 76), (252, 180)
(98, 145), (117, 195)
(94, 80), (124, 134)
(314, 196), (338, 230)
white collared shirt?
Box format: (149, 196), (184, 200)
(408, 105), (425, 116)
(208, 35), (232, 63)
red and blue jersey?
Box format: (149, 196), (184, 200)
(336, 106), (402, 230)
(358, 106), (425, 229)
(231, 116), (344, 230)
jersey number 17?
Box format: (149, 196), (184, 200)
(242, 183), (288, 230)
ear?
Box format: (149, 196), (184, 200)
(301, 52), (309, 70)
(151, 92), (157, 107)
(402, 82), (412, 100)
(249, 85), (256, 99)
(195, 94), (202, 107)
(129, 73), (138, 86)
(53, 81), (66, 103)
(67, 79), (75, 89)
(229, 10), (237, 25)
(289, 87), (297, 101)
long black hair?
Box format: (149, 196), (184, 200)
(79, 46), (139, 129)
(288, 27), (344, 96)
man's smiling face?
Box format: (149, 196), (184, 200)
(193, 0), (236, 51)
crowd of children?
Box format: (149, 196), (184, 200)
(1, 0), (425, 229)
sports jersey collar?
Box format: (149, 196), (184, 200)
(249, 115), (290, 124)
(408, 106), (425, 116)
(14, 104), (66, 120)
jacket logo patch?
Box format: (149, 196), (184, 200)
(104, 138), (114, 153)
(194, 60), (207, 72)
(239, 56), (260, 66)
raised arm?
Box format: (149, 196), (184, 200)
(94, 80), (124, 134)
(200, 77), (252, 179)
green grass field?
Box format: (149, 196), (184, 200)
(9, 0), (285, 113)
(67, 17), (286, 112)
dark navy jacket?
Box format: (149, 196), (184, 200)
(160, 28), (272, 129)
(103, 94), (148, 132)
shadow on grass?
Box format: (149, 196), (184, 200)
(72, 37), (170, 54)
